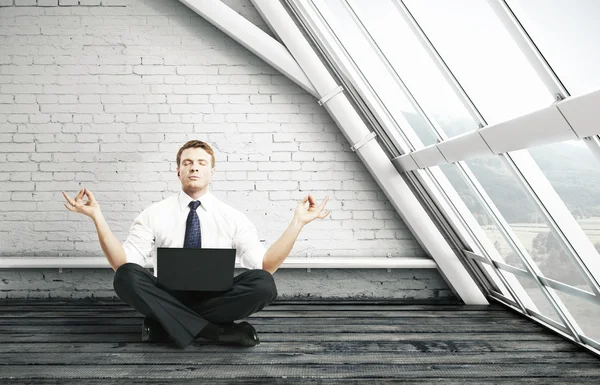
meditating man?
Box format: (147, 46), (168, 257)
(62, 140), (330, 349)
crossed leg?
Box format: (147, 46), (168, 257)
(113, 263), (277, 349)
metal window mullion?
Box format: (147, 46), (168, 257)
(323, 0), (526, 305)
(486, 0), (569, 99)
(504, 151), (600, 297)
(392, 0), (587, 344)
(292, 2), (579, 339)
(485, 252), (600, 306)
(409, 169), (506, 298)
(580, 336), (600, 356)
(303, 0), (413, 155)
(488, 0), (600, 296)
(346, 0), (551, 315)
(293, 0), (508, 303)
(457, 159), (584, 342)
(584, 135), (600, 164)
(489, 294), (600, 358)
(284, 0), (401, 158)
(488, 1), (600, 294)
(394, 0), (487, 127)
(538, 277), (600, 307)
(421, 168), (529, 311)
(343, 0), (448, 143)
(342, 0), (531, 308)
(433, 159), (550, 313)
(489, 292), (570, 335)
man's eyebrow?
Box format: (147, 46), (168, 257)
(182, 158), (208, 162)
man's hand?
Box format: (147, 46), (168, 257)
(293, 194), (330, 226)
(62, 188), (101, 219)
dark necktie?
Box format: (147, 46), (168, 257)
(184, 200), (201, 248)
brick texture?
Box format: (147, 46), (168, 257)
(0, 0), (426, 286)
(0, 268), (455, 301)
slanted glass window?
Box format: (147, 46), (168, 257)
(345, 0), (478, 139)
(528, 141), (600, 268)
(404, 0), (553, 124)
(313, 0), (438, 147)
(507, 0), (600, 95)
(464, 152), (594, 291)
(438, 163), (525, 269)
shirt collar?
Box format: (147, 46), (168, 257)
(179, 189), (214, 213)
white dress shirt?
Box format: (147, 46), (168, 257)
(122, 189), (266, 277)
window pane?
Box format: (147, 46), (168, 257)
(555, 291), (600, 344)
(347, 0), (478, 138)
(314, 0), (438, 146)
(507, 0), (600, 95)
(404, 0), (553, 123)
(503, 272), (562, 325)
(439, 163), (525, 269)
(529, 141), (600, 257)
(465, 153), (593, 290)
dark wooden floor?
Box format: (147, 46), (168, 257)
(0, 299), (599, 384)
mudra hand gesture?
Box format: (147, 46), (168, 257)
(62, 188), (101, 219)
(294, 194), (330, 225)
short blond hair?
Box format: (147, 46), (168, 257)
(176, 140), (215, 168)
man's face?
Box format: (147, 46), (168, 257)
(177, 147), (215, 194)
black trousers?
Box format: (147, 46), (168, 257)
(113, 262), (278, 349)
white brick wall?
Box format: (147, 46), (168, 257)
(0, 0), (424, 260)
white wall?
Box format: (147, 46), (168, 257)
(0, 0), (425, 261)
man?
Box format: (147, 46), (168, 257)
(62, 140), (330, 349)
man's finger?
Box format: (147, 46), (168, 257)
(84, 188), (95, 201)
(319, 195), (329, 210)
(62, 191), (75, 206)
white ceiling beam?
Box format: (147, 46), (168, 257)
(178, 0), (318, 98)
(396, 89), (600, 172)
(250, 0), (487, 305)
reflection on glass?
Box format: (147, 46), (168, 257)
(555, 291), (600, 344)
(464, 153), (593, 289)
(529, 141), (600, 259)
(439, 163), (525, 269)
(314, 0), (438, 146)
(404, 0), (553, 123)
(347, 0), (478, 139)
(502, 273), (562, 325)
(507, 0), (600, 95)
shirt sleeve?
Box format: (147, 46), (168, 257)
(122, 210), (155, 268)
(233, 212), (265, 270)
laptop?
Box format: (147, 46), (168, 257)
(156, 247), (236, 291)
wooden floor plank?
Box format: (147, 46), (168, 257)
(0, 322), (546, 334)
(1, 364), (600, 379)
(0, 331), (565, 343)
(0, 316), (520, 326)
(5, 380), (600, 385)
(0, 340), (583, 354)
(0, 308), (515, 318)
(2, 351), (596, 365)
(0, 300), (471, 309)
(0, 299), (596, 383)
(5, 379), (600, 385)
